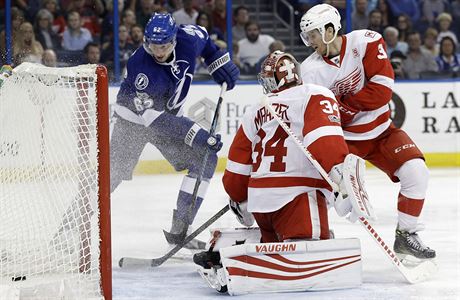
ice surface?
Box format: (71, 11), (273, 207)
(111, 168), (460, 299)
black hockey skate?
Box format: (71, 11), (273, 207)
(163, 209), (206, 250)
(393, 228), (436, 261)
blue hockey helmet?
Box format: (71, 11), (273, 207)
(144, 13), (178, 45)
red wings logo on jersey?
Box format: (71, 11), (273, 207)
(331, 67), (362, 96)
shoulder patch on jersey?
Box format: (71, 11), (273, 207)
(364, 31), (376, 38)
(135, 73), (149, 90)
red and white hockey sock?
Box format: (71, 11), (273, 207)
(394, 159), (429, 232)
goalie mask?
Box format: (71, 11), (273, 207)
(258, 51), (302, 94)
(299, 4), (342, 47)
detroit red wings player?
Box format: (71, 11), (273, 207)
(299, 4), (436, 260)
(223, 51), (350, 242)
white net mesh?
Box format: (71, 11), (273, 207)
(0, 63), (106, 299)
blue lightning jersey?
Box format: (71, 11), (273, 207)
(115, 24), (220, 127)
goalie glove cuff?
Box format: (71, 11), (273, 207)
(229, 199), (254, 227)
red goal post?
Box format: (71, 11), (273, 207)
(0, 63), (111, 299)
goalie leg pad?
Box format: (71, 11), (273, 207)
(216, 239), (362, 296)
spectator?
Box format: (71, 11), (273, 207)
(232, 41), (241, 70)
(396, 14), (412, 42)
(130, 24), (144, 48)
(383, 26), (408, 56)
(238, 21), (275, 75)
(62, 11), (93, 51)
(42, 0), (66, 35)
(390, 50), (406, 79)
(435, 13), (458, 46)
(421, 0), (451, 27)
(368, 9), (384, 33)
(352, 0), (369, 30)
(100, 0), (125, 44)
(66, 0), (103, 37)
(232, 6), (249, 42)
(83, 42), (101, 64)
(255, 40), (286, 73)
(195, 11), (224, 42)
(0, 7), (25, 63)
(421, 27), (439, 57)
(121, 9), (137, 33)
(42, 49), (58, 67)
(451, 0), (460, 40)
(196, 0), (215, 16)
(14, 22), (44, 65)
(34, 9), (61, 50)
(402, 31), (438, 79)
(212, 0), (226, 34)
(386, 0), (420, 24)
(376, 0), (393, 27)
(101, 25), (136, 78)
(173, 0), (198, 25)
(436, 36), (460, 73)
(137, 0), (156, 28)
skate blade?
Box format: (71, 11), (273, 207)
(396, 253), (437, 267)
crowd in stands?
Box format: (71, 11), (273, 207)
(0, 0), (459, 81)
(293, 0), (460, 78)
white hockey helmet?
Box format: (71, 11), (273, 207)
(299, 4), (342, 47)
(258, 51), (302, 94)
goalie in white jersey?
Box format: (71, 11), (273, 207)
(223, 51), (358, 242)
(195, 50), (369, 295)
(299, 4), (435, 260)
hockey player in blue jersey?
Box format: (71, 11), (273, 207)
(110, 13), (239, 249)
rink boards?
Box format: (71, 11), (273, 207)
(106, 79), (460, 173)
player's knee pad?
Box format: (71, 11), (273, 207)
(394, 159), (429, 199)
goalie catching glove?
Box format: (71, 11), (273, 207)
(329, 154), (377, 223)
(228, 199), (254, 227)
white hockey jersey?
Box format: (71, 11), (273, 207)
(222, 84), (348, 213)
(301, 30), (395, 141)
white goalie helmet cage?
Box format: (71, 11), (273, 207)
(299, 4), (342, 47)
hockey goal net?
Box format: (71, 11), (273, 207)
(0, 63), (111, 299)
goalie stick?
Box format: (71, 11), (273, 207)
(164, 82), (227, 245)
(119, 204), (229, 268)
(262, 95), (437, 284)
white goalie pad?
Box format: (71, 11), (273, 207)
(342, 154), (377, 221)
(206, 227), (262, 251)
(216, 238), (362, 296)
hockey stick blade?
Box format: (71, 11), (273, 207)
(119, 205), (230, 268)
(359, 217), (437, 283)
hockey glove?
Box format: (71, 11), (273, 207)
(185, 123), (223, 152)
(205, 50), (240, 90)
(229, 198), (254, 227)
(0, 65), (12, 88)
(337, 95), (359, 125)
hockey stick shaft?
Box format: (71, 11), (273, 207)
(119, 205), (230, 268)
(187, 82), (227, 222)
(263, 96), (434, 283)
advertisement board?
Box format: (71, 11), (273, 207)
(107, 80), (460, 173)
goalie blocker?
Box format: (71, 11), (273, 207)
(196, 228), (362, 296)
